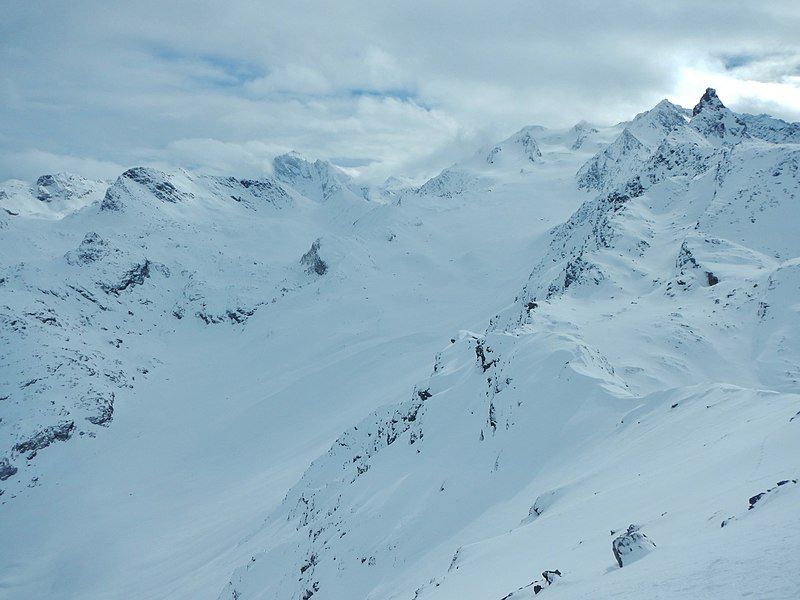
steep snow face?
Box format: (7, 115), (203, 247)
(219, 93), (800, 600)
(575, 100), (691, 193)
(272, 152), (364, 204)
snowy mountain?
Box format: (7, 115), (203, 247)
(1, 89), (799, 600)
(415, 126), (554, 198)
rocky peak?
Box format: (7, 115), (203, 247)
(689, 88), (747, 143)
(626, 99), (689, 146)
(34, 172), (97, 204)
(639, 99), (687, 125)
(273, 151), (315, 182)
(483, 127), (543, 168)
(101, 167), (193, 211)
(273, 152), (352, 202)
(692, 87), (724, 117)
(509, 127), (542, 161)
(35, 174), (65, 202)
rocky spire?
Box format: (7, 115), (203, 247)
(692, 87), (725, 117)
(689, 87), (747, 142)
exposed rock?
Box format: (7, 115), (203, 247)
(541, 570), (562, 586)
(85, 392), (115, 426)
(101, 167), (193, 210)
(211, 175), (293, 209)
(475, 339), (497, 372)
(486, 128), (542, 165)
(571, 121), (599, 150)
(122, 167), (191, 203)
(66, 232), (111, 265)
(690, 88), (748, 142)
(416, 168), (479, 198)
(238, 178), (291, 206)
(499, 569), (562, 599)
(34, 173), (96, 203)
(13, 421), (76, 459)
(692, 87), (725, 117)
(748, 479), (798, 510)
(301, 239), (328, 276)
(0, 457), (17, 481)
(273, 152), (348, 202)
(741, 113), (800, 144)
(612, 524), (656, 568)
(100, 185), (125, 211)
(196, 306), (257, 325)
(35, 175), (61, 202)
(100, 260), (151, 294)
(577, 129), (646, 192)
(525, 489), (561, 522)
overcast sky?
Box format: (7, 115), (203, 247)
(2, 1), (799, 184)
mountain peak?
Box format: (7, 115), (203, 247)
(689, 87), (748, 142)
(692, 87), (725, 116)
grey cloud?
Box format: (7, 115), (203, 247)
(1, 0), (798, 183)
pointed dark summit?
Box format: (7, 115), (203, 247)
(692, 87), (725, 116)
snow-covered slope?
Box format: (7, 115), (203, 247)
(220, 90), (800, 600)
(414, 125), (604, 198)
(1, 89), (799, 600)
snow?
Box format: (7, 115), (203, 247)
(1, 90), (799, 600)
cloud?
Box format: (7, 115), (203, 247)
(1, 1), (799, 183)
(0, 150), (125, 182)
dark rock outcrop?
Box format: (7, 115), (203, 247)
(301, 239), (328, 276)
(100, 260), (151, 295)
(66, 232), (110, 265)
(499, 569), (562, 599)
(35, 175), (60, 202)
(748, 479), (798, 510)
(690, 88), (748, 141)
(13, 421), (76, 459)
(0, 457), (17, 481)
(101, 167), (193, 210)
(85, 392), (115, 426)
(122, 167), (192, 204)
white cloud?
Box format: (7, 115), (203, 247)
(1, 1), (799, 183)
(0, 150), (125, 182)
(245, 66), (332, 97)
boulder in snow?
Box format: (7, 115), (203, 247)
(612, 524), (656, 568)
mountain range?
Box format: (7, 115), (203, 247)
(1, 88), (798, 600)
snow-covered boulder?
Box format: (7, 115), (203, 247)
(612, 524), (656, 568)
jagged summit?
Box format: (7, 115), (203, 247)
(689, 87), (748, 142)
(272, 151), (358, 203)
(692, 87), (725, 116)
